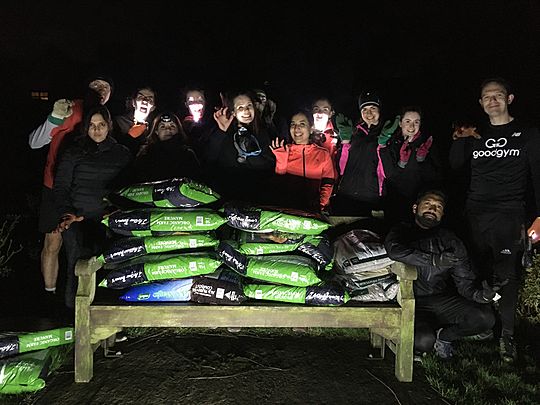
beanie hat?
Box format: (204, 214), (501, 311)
(358, 91), (381, 110)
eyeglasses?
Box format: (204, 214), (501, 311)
(234, 126), (262, 163)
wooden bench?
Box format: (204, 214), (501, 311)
(74, 256), (417, 383)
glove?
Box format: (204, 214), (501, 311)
(335, 113), (353, 143)
(51, 99), (74, 120)
(432, 251), (461, 268)
(416, 136), (433, 162)
(398, 142), (412, 168)
(378, 115), (400, 145)
(473, 280), (496, 303)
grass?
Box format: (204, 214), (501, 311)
(420, 338), (539, 405)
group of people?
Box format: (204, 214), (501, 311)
(28, 74), (540, 365)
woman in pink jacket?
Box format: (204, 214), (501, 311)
(270, 111), (336, 212)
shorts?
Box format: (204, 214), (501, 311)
(38, 186), (61, 233)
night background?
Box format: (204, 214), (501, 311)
(1, 0), (540, 208)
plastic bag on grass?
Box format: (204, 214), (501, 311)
(0, 328), (74, 359)
(243, 284), (349, 305)
(218, 241), (322, 287)
(0, 348), (58, 394)
(115, 178), (220, 208)
(223, 203), (329, 235)
(102, 208), (227, 236)
(99, 252), (222, 289)
(334, 229), (394, 274)
(97, 233), (219, 264)
(237, 231), (333, 271)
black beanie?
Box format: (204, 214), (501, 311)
(358, 91), (381, 110)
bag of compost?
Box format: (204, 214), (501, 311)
(0, 328), (74, 359)
(99, 252), (222, 289)
(217, 241), (322, 287)
(191, 277), (246, 305)
(243, 284), (349, 305)
(334, 229), (394, 274)
(237, 232), (333, 271)
(119, 278), (194, 302)
(222, 203), (330, 235)
(102, 208), (227, 236)
(0, 347), (60, 394)
(97, 233), (219, 264)
(349, 277), (399, 302)
(115, 178), (220, 208)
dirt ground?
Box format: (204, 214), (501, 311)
(11, 328), (449, 405)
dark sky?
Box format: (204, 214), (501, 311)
(2, 0), (540, 129)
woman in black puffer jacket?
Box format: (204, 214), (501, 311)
(53, 106), (131, 310)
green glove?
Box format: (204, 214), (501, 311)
(378, 115), (400, 145)
(335, 113), (353, 142)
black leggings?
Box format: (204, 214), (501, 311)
(414, 294), (495, 353)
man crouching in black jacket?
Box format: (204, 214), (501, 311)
(384, 190), (496, 360)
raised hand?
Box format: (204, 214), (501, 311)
(213, 107), (234, 132)
(271, 137), (286, 150)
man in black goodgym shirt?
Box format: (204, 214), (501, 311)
(449, 77), (540, 363)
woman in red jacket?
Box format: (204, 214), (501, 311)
(270, 111), (336, 212)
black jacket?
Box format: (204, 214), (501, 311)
(53, 135), (131, 220)
(131, 137), (203, 183)
(337, 121), (383, 203)
(384, 221), (478, 299)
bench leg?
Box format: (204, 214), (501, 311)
(395, 300), (414, 382)
(75, 296), (93, 383)
(370, 331), (386, 358)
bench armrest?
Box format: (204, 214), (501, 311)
(390, 261), (417, 281)
(75, 256), (102, 276)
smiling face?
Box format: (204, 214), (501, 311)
(233, 95), (255, 125)
(88, 113), (109, 143)
(400, 111), (421, 141)
(479, 81), (513, 123)
(312, 99), (333, 132)
(360, 105), (380, 127)
(413, 193), (445, 229)
(290, 112), (312, 145)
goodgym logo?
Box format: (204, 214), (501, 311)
(473, 137), (520, 159)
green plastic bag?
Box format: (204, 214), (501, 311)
(102, 208), (227, 236)
(116, 178), (220, 208)
(97, 233), (219, 264)
(0, 348), (55, 394)
(244, 284), (350, 305)
(223, 204), (330, 235)
(0, 327), (74, 359)
(99, 253), (223, 289)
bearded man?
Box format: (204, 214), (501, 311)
(384, 190), (496, 360)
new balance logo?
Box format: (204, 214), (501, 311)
(511, 132), (521, 137)
(500, 249), (512, 255)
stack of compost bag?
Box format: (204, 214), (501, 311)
(97, 178), (246, 305)
(0, 328), (74, 394)
(331, 229), (399, 302)
(217, 203), (349, 306)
